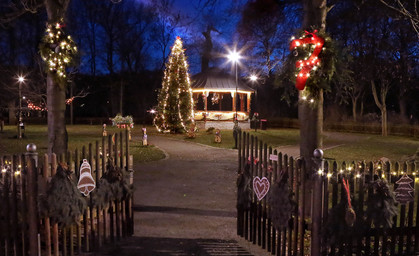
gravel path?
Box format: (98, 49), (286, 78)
(101, 135), (272, 256)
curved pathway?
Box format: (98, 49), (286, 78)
(102, 135), (271, 255)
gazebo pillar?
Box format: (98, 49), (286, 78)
(232, 92), (236, 112)
(247, 93), (251, 113)
(204, 93), (208, 112)
(240, 94), (244, 112)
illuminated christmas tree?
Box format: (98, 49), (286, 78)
(154, 37), (195, 133)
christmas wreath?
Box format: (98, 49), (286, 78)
(92, 158), (133, 209)
(365, 178), (398, 229)
(267, 170), (295, 230)
(237, 163), (252, 210)
(39, 19), (78, 87)
(39, 163), (86, 227)
(288, 29), (337, 96)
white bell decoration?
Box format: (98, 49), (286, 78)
(77, 159), (96, 196)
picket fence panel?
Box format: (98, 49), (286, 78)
(237, 131), (419, 256)
(0, 130), (133, 256)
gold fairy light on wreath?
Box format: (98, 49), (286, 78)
(40, 19), (77, 87)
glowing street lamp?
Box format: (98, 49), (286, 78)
(17, 75), (25, 139)
(249, 74), (258, 82)
(227, 49), (242, 121)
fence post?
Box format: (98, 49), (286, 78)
(25, 143), (39, 256)
(311, 148), (323, 256)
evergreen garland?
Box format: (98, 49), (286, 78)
(267, 170), (295, 230)
(154, 37), (195, 133)
(365, 178), (398, 229)
(322, 201), (365, 246)
(39, 19), (78, 87)
(290, 30), (336, 94)
(92, 158), (133, 209)
(39, 163), (86, 227)
(237, 163), (252, 210)
(323, 178), (398, 246)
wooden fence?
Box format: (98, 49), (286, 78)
(0, 130), (133, 256)
(237, 131), (419, 256)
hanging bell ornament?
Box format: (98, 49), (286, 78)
(77, 159), (96, 196)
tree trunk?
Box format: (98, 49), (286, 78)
(7, 100), (17, 125)
(45, 0), (71, 155)
(371, 80), (388, 136)
(398, 96), (408, 123)
(382, 106), (387, 136)
(299, 90), (323, 167)
(352, 97), (358, 122)
(47, 76), (68, 155)
(300, 0), (327, 170)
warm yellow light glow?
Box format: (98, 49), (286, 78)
(18, 76), (25, 83)
(192, 89), (254, 94)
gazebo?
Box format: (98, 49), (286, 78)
(191, 68), (255, 129)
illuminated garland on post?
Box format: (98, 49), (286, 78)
(154, 37), (195, 133)
(39, 19), (78, 87)
(288, 30), (336, 102)
(290, 30), (324, 91)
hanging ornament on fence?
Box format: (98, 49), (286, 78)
(77, 159), (96, 196)
(267, 170), (294, 230)
(366, 179), (398, 229)
(342, 178), (356, 227)
(289, 30), (325, 90)
(253, 176), (270, 201)
(395, 174), (415, 204)
(237, 162), (253, 210)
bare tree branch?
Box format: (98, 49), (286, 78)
(379, 0), (419, 37)
(0, 0), (44, 27)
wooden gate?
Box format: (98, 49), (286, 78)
(0, 131), (134, 256)
(237, 131), (419, 255)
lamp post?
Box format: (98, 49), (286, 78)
(227, 50), (241, 122)
(17, 76), (25, 139)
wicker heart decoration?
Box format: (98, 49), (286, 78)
(253, 176), (270, 201)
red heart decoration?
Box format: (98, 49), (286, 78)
(253, 176), (270, 201)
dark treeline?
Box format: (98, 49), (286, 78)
(0, 0), (417, 125)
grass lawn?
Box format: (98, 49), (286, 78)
(0, 125), (166, 163)
(155, 126), (419, 162)
(1, 125), (418, 163)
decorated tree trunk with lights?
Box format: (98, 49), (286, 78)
(42, 0), (74, 156)
(298, 0), (328, 172)
(154, 37), (194, 133)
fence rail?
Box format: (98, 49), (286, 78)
(0, 130), (133, 256)
(237, 131), (419, 256)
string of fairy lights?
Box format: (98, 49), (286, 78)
(25, 97), (75, 112)
(315, 162), (419, 182)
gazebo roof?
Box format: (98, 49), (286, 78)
(191, 68), (255, 93)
